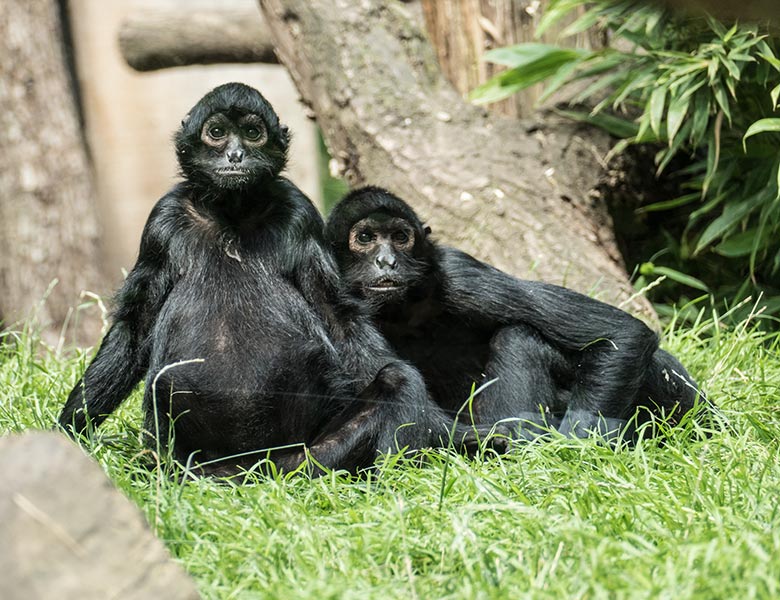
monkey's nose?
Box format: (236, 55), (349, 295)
(376, 254), (397, 270)
(227, 149), (244, 164)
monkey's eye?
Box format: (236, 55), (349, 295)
(392, 231), (410, 244)
(243, 125), (264, 141)
(208, 126), (226, 139)
(357, 231), (374, 244)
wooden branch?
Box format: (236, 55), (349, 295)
(258, 0), (654, 318)
(118, 1), (276, 72)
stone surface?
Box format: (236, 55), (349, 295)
(0, 431), (200, 600)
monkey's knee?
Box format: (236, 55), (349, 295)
(489, 324), (537, 353)
(373, 361), (422, 392)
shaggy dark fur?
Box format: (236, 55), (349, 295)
(326, 186), (702, 440)
(59, 85), (492, 477)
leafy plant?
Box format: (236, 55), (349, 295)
(471, 0), (780, 323)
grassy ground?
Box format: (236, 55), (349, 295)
(1, 309), (779, 600)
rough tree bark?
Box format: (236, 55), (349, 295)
(0, 0), (106, 343)
(119, 0), (276, 72)
(258, 0), (653, 316)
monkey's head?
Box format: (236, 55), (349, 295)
(326, 186), (434, 307)
(175, 83), (290, 190)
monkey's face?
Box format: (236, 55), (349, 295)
(184, 112), (286, 189)
(343, 214), (427, 306)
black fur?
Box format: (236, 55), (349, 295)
(325, 186), (703, 440)
(59, 85), (490, 477)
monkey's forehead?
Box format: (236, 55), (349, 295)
(205, 107), (264, 121)
(182, 98), (277, 133)
(353, 214), (414, 228)
(202, 111), (265, 124)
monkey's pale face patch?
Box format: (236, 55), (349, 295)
(194, 112), (274, 189)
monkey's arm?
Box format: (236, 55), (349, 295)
(59, 198), (177, 436)
(59, 321), (148, 435)
(281, 182), (354, 328)
(439, 247), (658, 435)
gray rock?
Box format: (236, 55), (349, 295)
(0, 431), (200, 600)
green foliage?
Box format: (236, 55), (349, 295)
(471, 1), (780, 322)
(470, 44), (588, 104)
(2, 318), (780, 599)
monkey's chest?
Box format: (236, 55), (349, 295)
(154, 258), (331, 373)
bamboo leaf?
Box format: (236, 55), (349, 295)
(758, 51), (780, 72)
(469, 73), (525, 105)
(743, 118), (780, 150)
(707, 59), (718, 82)
(771, 83), (780, 109)
(482, 44), (584, 68)
(713, 86), (732, 122)
(750, 200), (775, 274)
(649, 86), (667, 137)
(657, 120), (692, 174)
(572, 71), (627, 105)
(638, 193), (700, 213)
(471, 45), (586, 105)
(604, 137), (634, 163)
(690, 191), (727, 221)
(723, 22), (739, 43)
(612, 71), (656, 108)
(570, 52), (627, 79)
(645, 10), (662, 36)
(537, 0), (586, 37)
(756, 39), (777, 60)
(561, 9), (602, 37)
(776, 160), (780, 198)
(707, 17), (728, 39)
(538, 57), (586, 103)
(690, 92), (710, 147)
(726, 52), (756, 63)
(714, 229), (764, 257)
(641, 264), (709, 291)
(718, 55), (741, 81)
(635, 118), (659, 143)
(555, 109), (639, 138)
(666, 93), (690, 143)
(695, 193), (766, 253)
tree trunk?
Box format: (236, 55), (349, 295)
(0, 0), (106, 344)
(258, 0), (653, 317)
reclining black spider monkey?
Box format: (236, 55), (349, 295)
(325, 186), (703, 441)
(58, 83), (500, 477)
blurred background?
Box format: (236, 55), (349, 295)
(69, 0), (322, 282)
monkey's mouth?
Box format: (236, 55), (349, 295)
(215, 168), (251, 176)
(366, 279), (404, 292)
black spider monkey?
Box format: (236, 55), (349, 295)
(325, 186), (703, 441)
(59, 84), (495, 477)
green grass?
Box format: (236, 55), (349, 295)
(2, 312), (779, 600)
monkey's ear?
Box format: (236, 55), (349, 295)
(423, 226), (432, 236)
(180, 113), (191, 128)
(280, 124), (290, 146)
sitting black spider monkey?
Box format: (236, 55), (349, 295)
(59, 83), (498, 477)
(325, 186), (703, 441)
